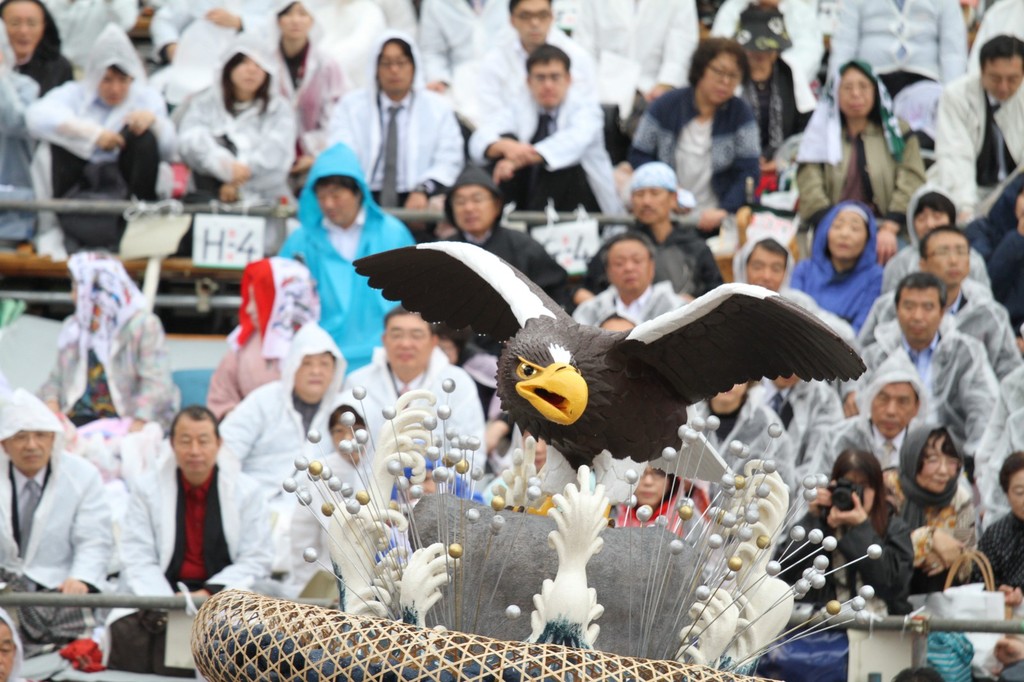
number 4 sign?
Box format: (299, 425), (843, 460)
(192, 213), (266, 269)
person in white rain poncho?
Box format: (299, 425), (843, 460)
(328, 30), (463, 210)
(177, 33), (295, 204)
(303, 0), (385, 90)
(42, 0), (137, 70)
(977, 363), (1024, 530)
(219, 323), (345, 571)
(266, 0), (347, 187)
(26, 24), (175, 248)
(39, 252), (178, 431)
(828, 353), (926, 471)
(0, 389), (114, 654)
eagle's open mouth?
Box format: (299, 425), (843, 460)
(533, 388), (568, 411)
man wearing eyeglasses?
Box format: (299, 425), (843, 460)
(475, 0), (596, 121)
(469, 44), (621, 215)
(858, 226), (1022, 381)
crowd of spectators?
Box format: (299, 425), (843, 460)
(2, 0), (1024, 677)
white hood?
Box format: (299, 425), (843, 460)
(280, 323), (347, 404)
(857, 352), (928, 422)
(0, 389), (65, 460)
(365, 29), (425, 94)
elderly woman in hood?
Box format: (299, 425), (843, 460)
(38, 252), (178, 431)
(791, 200), (884, 332)
(269, 0), (347, 187)
(208, 257), (320, 419)
(177, 33), (296, 204)
(0, 0), (70, 95)
(25, 24), (175, 249)
(327, 30), (463, 211)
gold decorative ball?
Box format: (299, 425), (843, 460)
(734, 475), (746, 490)
(308, 461), (323, 477)
(321, 502), (335, 517)
(491, 496), (505, 511)
(756, 535), (771, 549)
(443, 454), (457, 467)
(727, 556), (743, 572)
(678, 505), (694, 521)
(448, 543), (464, 559)
(825, 600), (842, 616)
(355, 490), (370, 505)
(455, 460), (470, 475)
(389, 500), (400, 511)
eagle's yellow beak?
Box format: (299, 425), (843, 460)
(514, 361), (589, 425)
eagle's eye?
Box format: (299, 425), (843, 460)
(517, 362), (537, 379)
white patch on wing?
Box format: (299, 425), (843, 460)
(626, 283), (778, 345)
(416, 242), (557, 327)
(548, 343), (572, 364)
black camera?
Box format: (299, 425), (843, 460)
(828, 478), (865, 511)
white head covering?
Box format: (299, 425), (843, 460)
(0, 389), (64, 462)
(366, 29), (425, 94)
(271, 0), (324, 43)
(857, 353), (929, 422)
(0, 608), (24, 682)
(83, 24), (147, 99)
(58, 253), (146, 366)
(221, 31), (277, 82)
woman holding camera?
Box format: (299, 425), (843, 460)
(884, 423), (976, 595)
(783, 449), (914, 615)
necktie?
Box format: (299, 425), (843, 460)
(992, 102), (1008, 181)
(19, 480), (41, 551)
(882, 440), (896, 467)
(531, 112), (554, 145)
(380, 105), (401, 208)
(769, 392), (794, 429)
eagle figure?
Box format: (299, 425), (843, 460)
(355, 243), (865, 471)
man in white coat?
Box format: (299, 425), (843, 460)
(929, 35), (1024, 222)
(419, 0), (511, 102)
(343, 308), (486, 470)
(475, 0), (596, 123)
(220, 322), (346, 571)
(470, 43), (621, 214)
(119, 405), (272, 599)
(574, 0), (698, 102)
(328, 31), (463, 211)
(150, 0), (272, 64)
(0, 389), (113, 650)
(42, 0), (137, 70)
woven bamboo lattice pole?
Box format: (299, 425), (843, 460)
(192, 590), (771, 682)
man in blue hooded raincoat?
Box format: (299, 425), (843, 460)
(278, 143), (415, 371)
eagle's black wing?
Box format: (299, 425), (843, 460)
(354, 243), (572, 341)
(617, 284), (866, 403)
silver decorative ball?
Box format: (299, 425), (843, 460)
(705, 415), (720, 432)
(527, 485), (542, 501)
(756, 484), (771, 498)
(767, 423), (784, 438)
(327, 476), (343, 492)
(859, 585), (875, 600)
(790, 525), (806, 542)
(302, 547), (318, 563)
(822, 536), (838, 552)
(338, 439), (354, 455)
(866, 544), (883, 560)
(851, 596), (867, 611)
(795, 578), (811, 596)
(422, 415), (438, 430)
(471, 467), (485, 481)
(442, 378), (456, 393)
(466, 508), (480, 522)
(855, 611), (871, 625)
(345, 500), (360, 515)
(437, 405), (452, 420)
(445, 427), (458, 441)
(720, 512), (737, 528)
(762, 459), (777, 474)
(661, 446), (678, 461)
(490, 515), (505, 533)
(425, 446), (441, 461)
(803, 475), (818, 490)
(810, 574), (826, 590)
(465, 436), (481, 451)
(340, 411), (356, 427)
(690, 417), (706, 432)
(636, 505), (653, 523)
(817, 473), (829, 487)
(720, 473), (736, 488)
(395, 476), (410, 491)
(351, 386), (367, 400)
(306, 429), (322, 444)
(297, 489), (313, 506)
(341, 484), (353, 498)
(382, 406), (397, 421)
(354, 429), (369, 444)
(808, 529), (824, 545)
(737, 527), (753, 541)
(432, 467), (449, 483)
(319, 465), (332, 481)
(682, 428), (699, 444)
(728, 440), (745, 455)
(766, 560), (782, 576)
(654, 516), (668, 528)
(803, 488), (818, 502)
(386, 460), (403, 476)
(625, 469), (639, 485)
(744, 509), (760, 524)
(294, 456), (309, 471)
(695, 585), (711, 602)
(282, 477), (298, 493)
(813, 555), (830, 571)
(669, 539), (685, 555)
(708, 533), (724, 549)
(409, 485), (424, 500)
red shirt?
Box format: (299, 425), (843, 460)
(177, 470), (215, 583)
